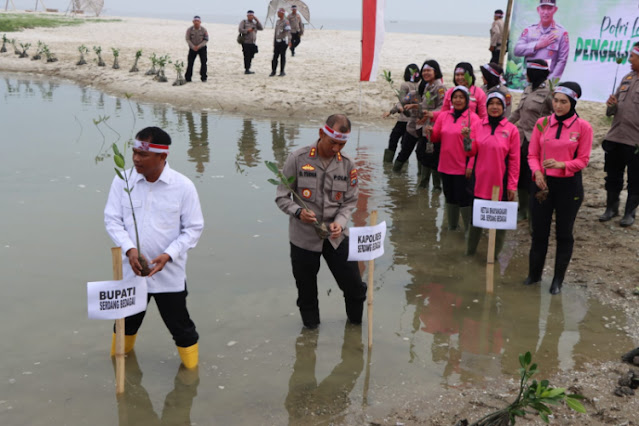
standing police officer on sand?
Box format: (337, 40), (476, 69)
(275, 114), (367, 329)
(600, 43), (639, 227)
(490, 9), (504, 64)
(514, 0), (569, 81)
(239, 10), (263, 75)
(271, 8), (291, 77)
(287, 5), (304, 57)
(185, 15), (209, 83)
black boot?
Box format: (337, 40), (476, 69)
(345, 297), (366, 325)
(300, 309), (320, 329)
(392, 159), (406, 172)
(523, 249), (545, 285)
(550, 255), (570, 295)
(383, 149), (395, 163)
(598, 192), (620, 222)
(620, 195), (639, 227)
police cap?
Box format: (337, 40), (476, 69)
(539, 0), (556, 5)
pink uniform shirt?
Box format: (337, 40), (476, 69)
(528, 114), (593, 179)
(466, 118), (520, 200)
(431, 109), (482, 175)
(440, 86), (488, 120)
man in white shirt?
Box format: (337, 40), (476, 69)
(104, 126), (204, 369)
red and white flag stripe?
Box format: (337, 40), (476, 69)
(360, 0), (385, 82)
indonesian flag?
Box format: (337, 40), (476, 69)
(360, 0), (385, 82)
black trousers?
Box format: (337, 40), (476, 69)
(490, 47), (501, 64)
(602, 140), (639, 196)
(291, 32), (301, 53)
(518, 137), (532, 190)
(116, 287), (199, 348)
(290, 239), (367, 325)
(529, 173), (583, 276)
(272, 41), (288, 73)
(185, 46), (207, 81)
(387, 121), (407, 152)
(395, 132), (422, 163)
(441, 172), (472, 207)
(242, 43), (258, 70)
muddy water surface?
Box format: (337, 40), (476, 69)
(0, 75), (632, 425)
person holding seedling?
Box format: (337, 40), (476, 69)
(273, 114), (367, 329)
(525, 82), (592, 295)
(600, 43), (639, 227)
(440, 62), (487, 119)
(104, 127), (204, 368)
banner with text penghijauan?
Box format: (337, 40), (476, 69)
(505, 0), (638, 102)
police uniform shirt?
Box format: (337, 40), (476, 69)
(509, 81), (553, 143)
(287, 13), (304, 34)
(186, 26), (209, 50)
(514, 21), (569, 80)
(104, 163), (204, 293)
(275, 144), (359, 252)
(239, 19), (264, 44)
(491, 19), (504, 48)
(605, 71), (639, 147)
(390, 81), (419, 123)
(274, 18), (291, 42)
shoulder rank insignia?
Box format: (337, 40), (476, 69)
(301, 163), (315, 171)
(309, 147), (317, 158)
(336, 152), (342, 162)
(438, 87), (446, 96)
(350, 169), (358, 186)
(505, 93), (512, 106)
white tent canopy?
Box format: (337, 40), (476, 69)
(266, 0), (310, 27)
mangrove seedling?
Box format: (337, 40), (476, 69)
(154, 54), (170, 83)
(172, 60), (186, 86)
(31, 41), (44, 60)
(42, 44), (58, 63)
(11, 38), (19, 55)
(19, 42), (31, 58)
(612, 56), (625, 94)
(111, 47), (120, 69)
(460, 351), (586, 425)
(129, 49), (142, 72)
(93, 45), (106, 67)
(265, 160), (329, 239)
(77, 44), (89, 65)
(1, 34), (7, 53)
(111, 142), (151, 276)
(383, 68), (413, 103)
(423, 90), (437, 153)
(145, 53), (158, 75)
(535, 117), (550, 203)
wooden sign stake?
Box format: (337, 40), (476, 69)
(366, 211), (378, 349)
(111, 247), (125, 395)
(486, 186), (500, 293)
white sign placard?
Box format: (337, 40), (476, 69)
(348, 221), (387, 261)
(473, 200), (518, 230)
(87, 276), (148, 320)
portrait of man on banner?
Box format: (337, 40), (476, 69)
(510, 0), (570, 88)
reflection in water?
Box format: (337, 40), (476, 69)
(270, 120), (290, 168)
(113, 352), (199, 426)
(185, 111), (210, 175)
(236, 118), (261, 170)
(285, 324), (364, 425)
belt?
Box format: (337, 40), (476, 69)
(276, 39), (282, 42)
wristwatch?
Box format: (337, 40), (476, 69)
(294, 208), (302, 219)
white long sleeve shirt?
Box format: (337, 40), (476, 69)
(104, 163), (204, 293)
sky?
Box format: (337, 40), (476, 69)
(12, 0), (508, 24)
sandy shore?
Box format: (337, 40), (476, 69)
(3, 14), (639, 425)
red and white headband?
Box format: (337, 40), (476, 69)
(486, 91), (506, 106)
(134, 139), (170, 154)
(322, 125), (350, 142)
(422, 64), (433, 70)
(482, 64), (501, 78)
(633, 46), (639, 56)
(453, 85), (470, 95)
(554, 86), (579, 101)
(455, 67), (466, 74)
(527, 62), (549, 71)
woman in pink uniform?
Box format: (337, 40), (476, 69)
(465, 92), (520, 256)
(429, 86), (482, 232)
(525, 82), (593, 295)
(440, 62), (488, 120)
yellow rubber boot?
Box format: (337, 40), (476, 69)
(177, 343), (199, 369)
(110, 333), (138, 357)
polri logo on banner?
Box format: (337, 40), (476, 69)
(472, 200), (518, 230)
(348, 221), (387, 261)
(87, 276), (148, 320)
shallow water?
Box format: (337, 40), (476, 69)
(0, 74), (632, 425)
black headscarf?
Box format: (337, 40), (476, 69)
(480, 62), (503, 89)
(404, 63), (421, 83)
(554, 81), (582, 138)
(526, 59), (550, 90)
(451, 86), (470, 121)
(453, 62), (476, 86)
(418, 60), (443, 97)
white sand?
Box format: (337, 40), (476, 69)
(0, 14), (497, 121)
